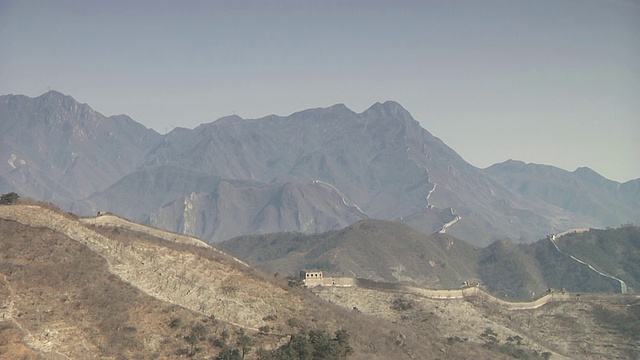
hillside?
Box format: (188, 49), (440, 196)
(220, 219), (481, 289)
(548, 226), (640, 293)
(313, 284), (640, 360)
(2, 203), (639, 359)
(221, 220), (640, 301)
(74, 165), (366, 242)
(0, 203), (511, 359)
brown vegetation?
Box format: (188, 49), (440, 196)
(0, 204), (511, 359)
(1, 204), (637, 359)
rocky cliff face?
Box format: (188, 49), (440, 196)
(147, 180), (368, 242)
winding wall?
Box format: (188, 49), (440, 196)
(345, 278), (638, 310)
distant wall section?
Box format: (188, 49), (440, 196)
(300, 271), (355, 287)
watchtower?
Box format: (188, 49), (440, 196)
(300, 270), (324, 286)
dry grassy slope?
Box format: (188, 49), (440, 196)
(314, 286), (568, 359)
(314, 285), (640, 360)
(1, 218), (232, 359)
(1, 204), (519, 359)
(1, 205), (289, 329)
(1, 205), (296, 359)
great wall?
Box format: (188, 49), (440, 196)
(302, 273), (640, 311)
(3, 204), (640, 360)
(3, 205), (638, 318)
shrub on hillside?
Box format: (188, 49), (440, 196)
(0, 192), (19, 205)
(391, 297), (414, 311)
(257, 329), (353, 360)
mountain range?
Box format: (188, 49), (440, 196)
(1, 90), (639, 245)
(0, 91), (160, 203)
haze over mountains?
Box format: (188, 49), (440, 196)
(1, 91), (638, 245)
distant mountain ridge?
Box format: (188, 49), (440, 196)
(1, 90), (638, 245)
(0, 91), (161, 203)
(484, 160), (640, 226)
(133, 100), (573, 244)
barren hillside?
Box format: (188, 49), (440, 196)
(313, 284), (639, 360)
(1, 204), (515, 359)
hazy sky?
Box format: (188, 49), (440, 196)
(1, 0), (639, 182)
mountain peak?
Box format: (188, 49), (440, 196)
(362, 101), (413, 121)
(40, 89), (67, 97)
(326, 103), (351, 112)
(573, 167), (611, 185)
(37, 90), (75, 103)
(33, 90), (91, 115)
(211, 114), (244, 125)
(493, 159), (527, 168)
(286, 103), (356, 121)
(321, 103), (357, 117)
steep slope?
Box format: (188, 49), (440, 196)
(1, 217), (238, 358)
(3, 203), (513, 359)
(478, 240), (547, 300)
(73, 165), (242, 220)
(78, 165), (368, 242)
(546, 226), (640, 293)
(0, 91), (161, 202)
(620, 178), (640, 208)
(148, 180), (369, 243)
(481, 227), (640, 298)
(528, 236), (622, 295)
